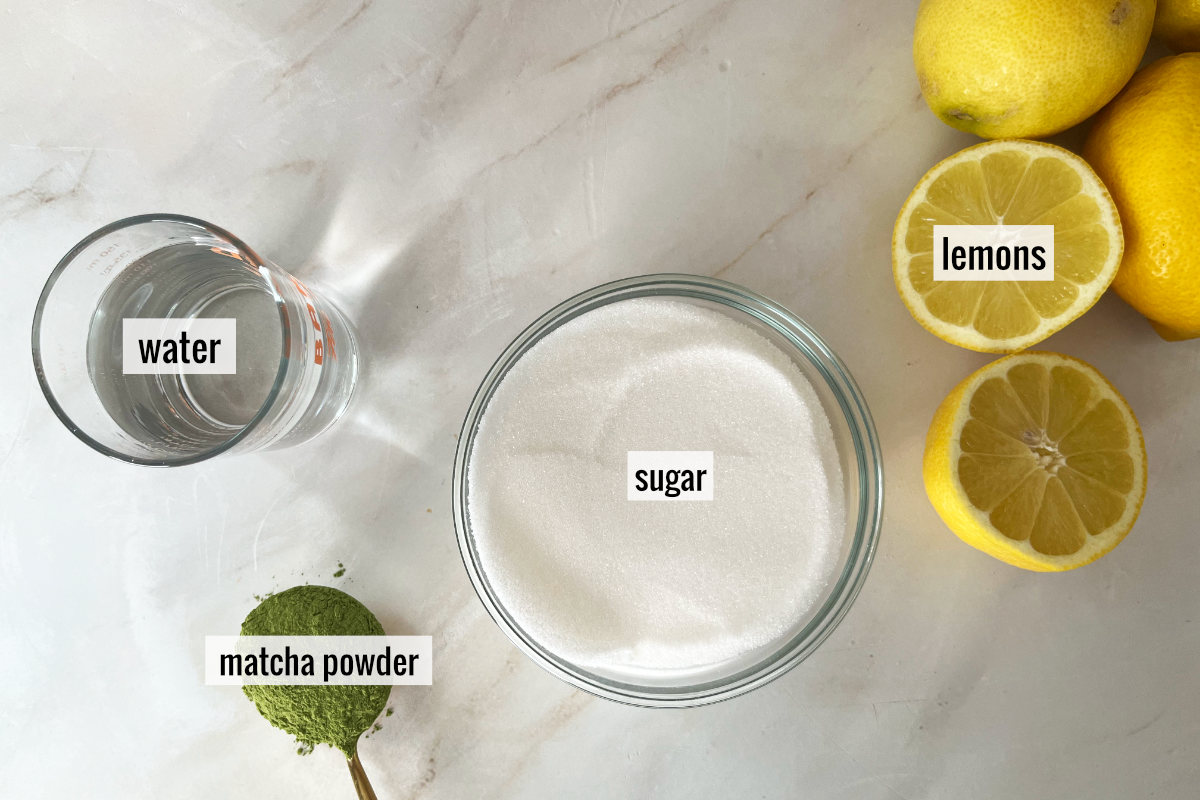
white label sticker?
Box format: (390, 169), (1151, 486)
(933, 225), (1054, 281)
(627, 451), (714, 501)
(204, 636), (433, 685)
(123, 318), (237, 374)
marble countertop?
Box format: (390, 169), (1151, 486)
(2, 1), (1197, 797)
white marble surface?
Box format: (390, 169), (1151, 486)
(1, 1), (1197, 797)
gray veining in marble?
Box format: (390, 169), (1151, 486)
(1, 1), (1197, 798)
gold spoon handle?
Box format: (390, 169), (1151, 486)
(346, 752), (378, 800)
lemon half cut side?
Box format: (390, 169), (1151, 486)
(893, 140), (1123, 353)
(923, 352), (1147, 572)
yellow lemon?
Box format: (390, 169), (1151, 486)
(924, 352), (1147, 571)
(1154, 0), (1200, 51)
(914, 0), (1155, 139)
(1084, 54), (1200, 340)
(893, 140), (1123, 352)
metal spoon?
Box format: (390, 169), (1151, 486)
(346, 749), (378, 800)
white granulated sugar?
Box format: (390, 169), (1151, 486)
(467, 297), (844, 673)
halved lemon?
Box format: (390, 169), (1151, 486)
(923, 352), (1147, 571)
(894, 140), (1123, 352)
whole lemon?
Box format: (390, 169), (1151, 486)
(1154, 0), (1200, 51)
(1084, 54), (1200, 340)
(914, 0), (1155, 139)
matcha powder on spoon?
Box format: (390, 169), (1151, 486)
(240, 585), (391, 757)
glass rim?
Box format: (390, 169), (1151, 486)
(452, 273), (884, 707)
(30, 213), (291, 467)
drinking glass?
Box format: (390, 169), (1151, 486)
(32, 214), (358, 466)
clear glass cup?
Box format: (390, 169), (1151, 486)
(32, 214), (358, 466)
(453, 274), (883, 707)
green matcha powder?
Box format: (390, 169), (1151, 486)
(241, 585), (391, 756)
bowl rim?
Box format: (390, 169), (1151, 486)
(452, 273), (883, 707)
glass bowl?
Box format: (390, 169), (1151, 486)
(452, 274), (882, 707)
